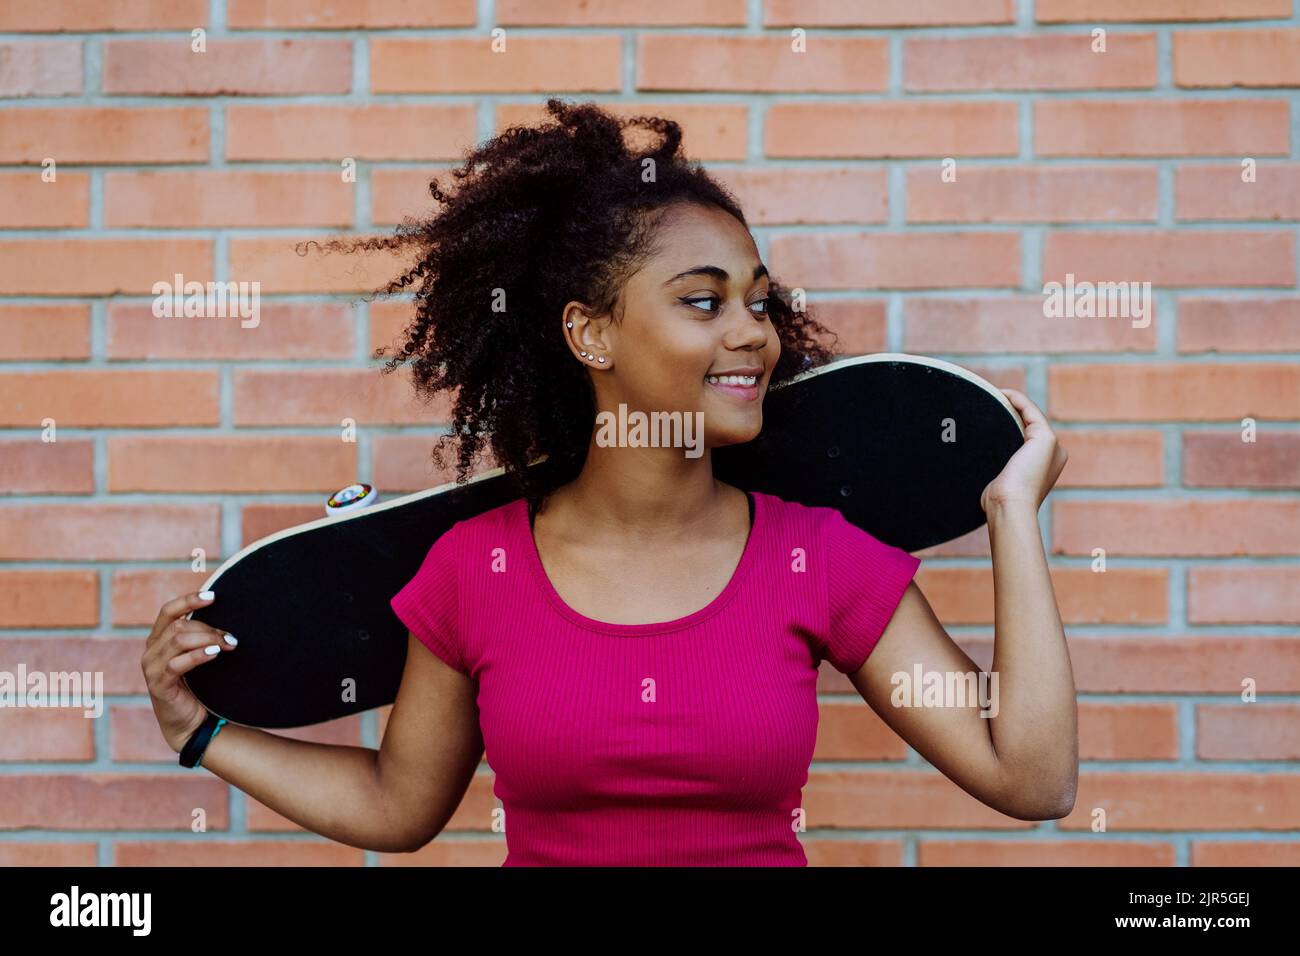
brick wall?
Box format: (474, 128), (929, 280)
(1, 0), (1297, 867)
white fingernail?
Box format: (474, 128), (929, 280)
(204, 645), (221, 656)
(199, 590), (215, 600)
(223, 633), (237, 646)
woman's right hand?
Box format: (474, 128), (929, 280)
(141, 591), (237, 754)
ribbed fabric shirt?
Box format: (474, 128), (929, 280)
(390, 490), (920, 866)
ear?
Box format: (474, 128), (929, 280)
(561, 302), (612, 369)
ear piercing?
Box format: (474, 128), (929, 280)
(566, 321), (573, 328)
(577, 350), (605, 364)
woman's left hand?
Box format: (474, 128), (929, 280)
(980, 388), (1069, 514)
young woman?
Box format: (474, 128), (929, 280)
(142, 99), (1076, 866)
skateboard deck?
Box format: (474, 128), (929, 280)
(186, 353), (1024, 728)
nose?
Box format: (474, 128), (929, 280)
(722, 306), (770, 351)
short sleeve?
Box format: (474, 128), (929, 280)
(818, 509), (921, 674)
(390, 524), (468, 676)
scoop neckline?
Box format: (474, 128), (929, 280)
(518, 490), (765, 636)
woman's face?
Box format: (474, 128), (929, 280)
(572, 202), (781, 451)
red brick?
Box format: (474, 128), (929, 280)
(0, 106), (209, 164)
(907, 165), (1159, 223)
(1055, 429), (1165, 487)
(226, 104), (474, 162)
(770, 232), (1019, 289)
(0, 171), (89, 228)
(0, 239), (212, 295)
(0, 710), (95, 760)
(233, 368), (451, 426)
(1056, 772), (1300, 830)
(1175, 28), (1300, 87)
(371, 434), (467, 493)
(0, 39), (81, 96)
(0, 370), (219, 427)
(803, 770), (1036, 830)
(713, 166), (888, 225)
(0, 844), (96, 866)
(916, 566), (1167, 625)
(0, 637), (150, 694)
(1064, 634), (1300, 694)
(1200, 704), (1300, 760)
(0, 1), (207, 31)
(0, 505), (220, 561)
(804, 299), (889, 355)
(0, 569), (97, 627)
(1043, 230), (1294, 287)
(1080, 703), (1180, 760)
(0, 437), (94, 493)
(1193, 842), (1300, 866)
(496, 101), (749, 162)
(1188, 567), (1300, 624)
(801, 840), (904, 867)
(1053, 500), (1300, 556)
(907, 34), (1156, 91)
(0, 304), (90, 359)
(1048, 363), (1300, 421)
(108, 436), (359, 493)
(1184, 431), (1300, 488)
(0, 775), (228, 830)
(500, 0), (744, 24)
(767, 101), (1019, 158)
(1035, 99), (1289, 157)
(639, 35), (888, 92)
(813, 700), (910, 761)
(903, 296), (1157, 352)
(108, 301), (354, 360)
(111, 568), (210, 627)
(1178, 297), (1300, 352)
(229, 0), (476, 28)
(104, 38), (351, 95)
(1037, 0), (1290, 21)
(766, 0), (1013, 26)
(920, 840), (1174, 866)
(115, 841), (364, 866)
(371, 167), (450, 227)
(371, 37), (620, 93)
(105, 171), (354, 228)
(1176, 163), (1300, 220)
(240, 504), (329, 546)
(228, 235), (412, 294)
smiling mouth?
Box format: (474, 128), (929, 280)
(704, 374), (758, 387)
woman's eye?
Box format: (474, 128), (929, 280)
(683, 296), (719, 313)
(750, 297), (768, 315)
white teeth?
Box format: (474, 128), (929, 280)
(706, 374), (757, 386)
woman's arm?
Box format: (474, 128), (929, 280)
(849, 388), (1076, 820)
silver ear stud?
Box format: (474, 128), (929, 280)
(597, 357), (605, 363)
(579, 350), (589, 358)
(566, 321), (573, 328)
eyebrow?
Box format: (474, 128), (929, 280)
(663, 263), (769, 286)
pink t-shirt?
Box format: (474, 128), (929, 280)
(390, 490), (920, 866)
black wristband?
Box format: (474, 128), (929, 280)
(179, 712), (226, 768)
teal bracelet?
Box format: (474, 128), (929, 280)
(194, 718), (227, 768)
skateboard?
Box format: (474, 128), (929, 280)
(185, 353), (1025, 728)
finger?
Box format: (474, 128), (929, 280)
(164, 643), (230, 680)
(144, 620), (234, 671)
(1000, 388), (1054, 437)
(149, 590), (216, 646)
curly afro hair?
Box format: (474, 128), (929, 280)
(311, 98), (838, 508)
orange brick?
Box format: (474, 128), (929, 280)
(1056, 772), (1300, 830)
(1, 637), (151, 694)
(1043, 230), (1294, 287)
(0, 370), (219, 427)
(111, 568), (210, 626)
(0, 504), (220, 561)
(0, 569), (97, 627)
(1037, 0), (1290, 21)
(813, 700), (910, 761)
(0, 437), (94, 493)
(907, 34), (1156, 91)
(108, 436), (359, 493)
(104, 38), (351, 95)
(105, 171), (354, 228)
(1193, 842), (1300, 866)
(233, 368), (451, 426)
(713, 166), (889, 225)
(770, 232), (1020, 289)
(765, 0), (1013, 26)
(1048, 363), (1300, 421)
(1035, 99), (1289, 157)
(1055, 429), (1164, 487)
(225, 104), (475, 162)
(801, 840), (905, 867)
(920, 840), (1174, 866)
(240, 503), (331, 545)
(0, 239), (212, 295)
(803, 770), (1036, 830)
(1064, 634), (1300, 694)
(228, 235), (413, 294)
(0, 710), (95, 760)
(1176, 163), (1300, 220)
(903, 296), (1157, 353)
(115, 841), (365, 866)
(0, 775), (228, 830)
(1079, 703), (1180, 760)
(1053, 500), (1300, 556)
(371, 167), (450, 227)
(0, 39), (81, 96)
(0, 106), (209, 164)
(0, 304), (90, 359)
(380, 839), (508, 866)
(500, 0), (745, 24)
(767, 101), (1019, 158)
(108, 301), (355, 360)
(0, 171), (89, 228)
(805, 299), (889, 355)
(496, 101), (749, 162)
(0, 844), (96, 866)
(1184, 431), (1300, 487)
(1178, 297), (1300, 352)
(916, 566), (1168, 624)
(1188, 567), (1300, 624)
(371, 434), (464, 493)
(1175, 28), (1300, 87)
(229, 0), (476, 28)
(907, 165), (1159, 223)
(0, 1), (207, 31)
(371, 36), (621, 93)
(1199, 704), (1300, 759)
(638, 35), (888, 92)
